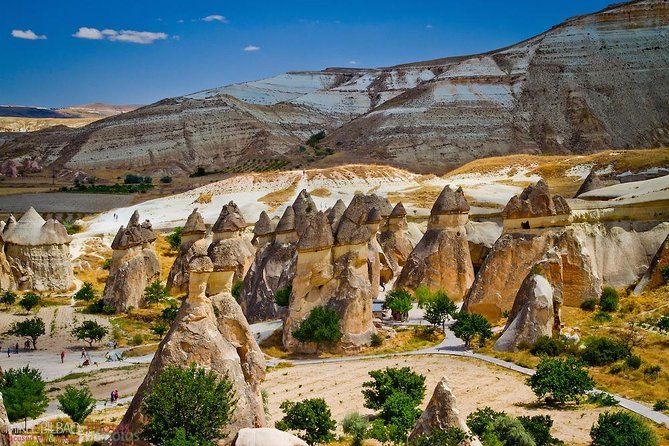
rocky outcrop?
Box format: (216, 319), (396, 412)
(233, 428), (308, 446)
(208, 202), (255, 292)
(0, 393), (10, 446)
(494, 259), (562, 352)
(0, 221), (14, 291)
(251, 211), (275, 247)
(396, 186), (474, 299)
(502, 180), (571, 230)
(103, 211), (160, 312)
(634, 233), (669, 293)
(327, 199), (346, 230)
(3, 207), (74, 291)
(575, 170), (615, 197)
(292, 190), (318, 236)
(284, 197), (378, 353)
(408, 377), (481, 446)
(113, 254), (266, 446)
(378, 203), (414, 284)
(166, 208), (208, 294)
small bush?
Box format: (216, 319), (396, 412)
(412, 427), (468, 446)
(657, 315), (669, 332)
(0, 290), (17, 306)
(581, 337), (630, 366)
(231, 281), (243, 302)
(160, 176), (173, 184)
(370, 333), (383, 347)
(129, 334), (144, 346)
(275, 398), (336, 445)
(19, 292), (41, 312)
(625, 355), (642, 370)
(166, 227), (182, 251)
(124, 174), (143, 184)
(73, 282), (96, 302)
(600, 287), (619, 312)
(274, 284), (291, 307)
(518, 415), (563, 446)
(467, 407), (506, 437)
(144, 280), (169, 305)
(101, 258), (112, 270)
(292, 306), (342, 347)
(341, 412), (369, 446)
(530, 336), (564, 357)
(592, 311), (613, 322)
(643, 365), (661, 380)
(493, 416), (536, 446)
(590, 411), (658, 446)
(587, 392), (618, 407)
(653, 400), (668, 411)
(84, 299), (116, 315)
(580, 299), (597, 311)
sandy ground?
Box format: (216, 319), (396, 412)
(263, 355), (606, 446)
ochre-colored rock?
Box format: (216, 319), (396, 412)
(103, 211), (160, 312)
(396, 186), (474, 299)
(408, 377), (481, 446)
(166, 208), (209, 294)
(0, 393), (10, 446)
(112, 255), (266, 446)
(3, 207), (74, 291)
(233, 428), (308, 446)
(502, 180), (571, 230)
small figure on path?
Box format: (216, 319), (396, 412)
(110, 390), (115, 403)
(60, 351), (65, 363)
(81, 347), (86, 358)
(14, 343), (18, 354)
(114, 389), (119, 402)
(6, 347), (9, 358)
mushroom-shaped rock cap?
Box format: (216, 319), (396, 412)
(111, 211), (156, 249)
(253, 211), (275, 236)
(183, 208), (206, 235)
(358, 194), (393, 217)
(431, 186), (470, 215)
(3, 207), (72, 246)
(212, 201), (247, 233)
(335, 194), (376, 245)
(389, 202), (407, 219)
(292, 189), (317, 217)
(188, 255), (214, 273)
(276, 206), (296, 233)
(366, 207), (383, 224)
(502, 180), (570, 219)
(297, 212), (334, 252)
(327, 199), (347, 228)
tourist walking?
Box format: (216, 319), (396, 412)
(60, 351), (65, 363)
(81, 347), (86, 358)
(14, 343), (18, 354)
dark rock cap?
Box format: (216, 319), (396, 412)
(212, 201), (247, 233)
(275, 206), (296, 233)
(389, 202), (407, 219)
(502, 180), (570, 219)
(335, 194), (375, 245)
(327, 199), (347, 229)
(366, 207), (383, 224)
(253, 211), (275, 236)
(575, 170), (608, 197)
(292, 189), (317, 217)
(188, 255), (214, 273)
(358, 194), (393, 217)
(297, 211), (334, 251)
(431, 186), (470, 215)
(183, 208), (206, 235)
(111, 211), (156, 249)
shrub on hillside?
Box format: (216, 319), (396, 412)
(580, 299), (597, 311)
(600, 287), (619, 312)
(166, 227), (182, 251)
(292, 306), (342, 347)
(274, 284), (292, 307)
(275, 398), (336, 445)
(73, 282), (96, 302)
(412, 427), (468, 446)
(590, 411), (658, 446)
(581, 337), (630, 366)
(625, 355), (642, 370)
(527, 357), (594, 404)
(530, 336), (564, 357)
(341, 412), (369, 446)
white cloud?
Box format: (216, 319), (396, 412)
(349, 60), (358, 65)
(177, 19), (185, 24)
(73, 27), (168, 44)
(11, 29), (46, 40)
(425, 24), (433, 29)
(243, 45), (260, 52)
(73, 27), (104, 39)
(203, 15), (228, 23)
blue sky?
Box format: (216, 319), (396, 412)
(2, 1), (614, 108)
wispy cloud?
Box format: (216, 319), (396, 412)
(73, 27), (168, 44)
(349, 60), (358, 65)
(243, 45), (260, 52)
(425, 24), (433, 29)
(203, 15), (228, 23)
(11, 29), (47, 40)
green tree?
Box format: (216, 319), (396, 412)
(580, 337), (630, 366)
(144, 280), (170, 305)
(0, 366), (49, 429)
(57, 385), (96, 425)
(341, 412), (369, 446)
(451, 312), (493, 348)
(492, 416), (536, 446)
(385, 288), (413, 320)
(5, 317), (45, 349)
(467, 407), (506, 438)
(292, 306), (342, 347)
(231, 280), (243, 302)
(275, 398), (336, 445)
(19, 292), (40, 312)
(414, 285), (433, 309)
(161, 302), (180, 323)
(0, 290), (16, 306)
(72, 320), (109, 347)
(600, 287), (619, 312)
(423, 290), (457, 331)
(590, 411), (658, 446)
(412, 427), (468, 446)
(141, 364), (235, 446)
(518, 415), (562, 446)
(274, 284), (292, 307)
(166, 227), (183, 251)
(527, 357), (594, 404)
(73, 282), (96, 302)
(162, 428), (199, 446)
(160, 175), (173, 184)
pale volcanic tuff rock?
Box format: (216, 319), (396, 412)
(378, 203), (415, 286)
(208, 202), (255, 291)
(326, 199), (347, 230)
(0, 222), (14, 291)
(502, 180), (571, 229)
(408, 377), (482, 446)
(3, 207), (74, 291)
(494, 258), (562, 352)
(166, 208), (209, 294)
(0, 393), (10, 446)
(395, 187), (474, 299)
(291, 189), (319, 236)
(575, 170), (616, 197)
(634, 233), (669, 293)
(113, 255), (266, 446)
(103, 211), (160, 312)
(251, 211), (275, 246)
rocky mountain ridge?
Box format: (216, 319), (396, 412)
(1, 0), (668, 175)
